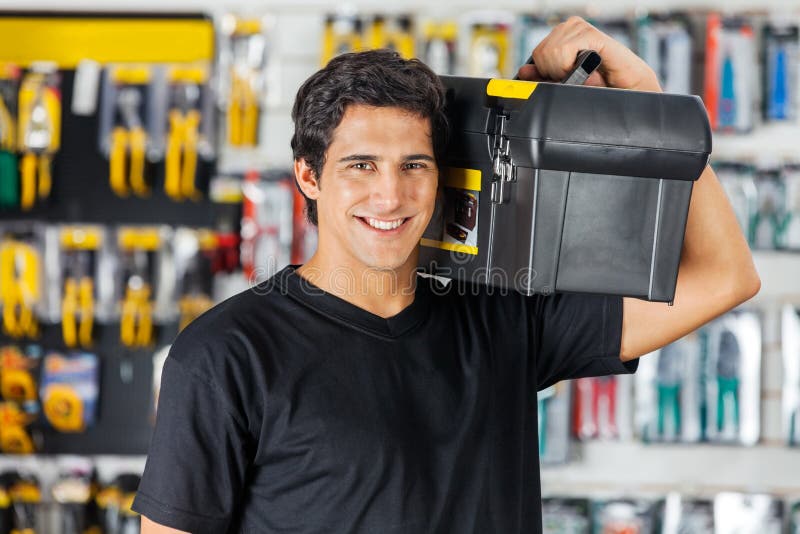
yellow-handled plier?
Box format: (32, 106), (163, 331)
(228, 73), (259, 147)
(20, 85), (57, 211)
(0, 242), (39, 339)
(109, 88), (148, 197)
(164, 107), (200, 202)
(61, 276), (94, 348)
(120, 277), (153, 348)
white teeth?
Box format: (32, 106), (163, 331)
(365, 217), (405, 230)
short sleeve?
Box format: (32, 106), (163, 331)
(132, 354), (253, 534)
(533, 293), (636, 390)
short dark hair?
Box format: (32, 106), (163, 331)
(291, 49), (449, 225)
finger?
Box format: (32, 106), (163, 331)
(517, 64), (548, 82)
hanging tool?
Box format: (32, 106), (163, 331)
(321, 14), (363, 66)
(422, 21), (457, 75)
(656, 343), (684, 441)
(41, 352), (99, 433)
(61, 228), (100, 349)
(177, 230), (215, 331)
(0, 241), (40, 339)
(18, 70), (60, 211)
(109, 87), (148, 197)
(716, 328), (741, 439)
(118, 229), (160, 348)
(537, 385), (556, 456)
(226, 17), (265, 148)
(0, 346), (38, 408)
(9, 474), (40, 534)
(164, 70), (204, 202)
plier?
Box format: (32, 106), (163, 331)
(120, 249), (153, 348)
(228, 71), (259, 147)
(716, 328), (741, 439)
(0, 241), (40, 339)
(109, 87), (148, 197)
(164, 84), (201, 202)
(19, 79), (59, 211)
(61, 250), (94, 349)
(575, 376), (617, 440)
(657, 342), (684, 441)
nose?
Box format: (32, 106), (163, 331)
(370, 169), (403, 214)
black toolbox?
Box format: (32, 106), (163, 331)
(418, 77), (712, 302)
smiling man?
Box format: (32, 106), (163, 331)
(135, 17), (760, 534)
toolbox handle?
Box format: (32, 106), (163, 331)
(513, 49), (601, 85)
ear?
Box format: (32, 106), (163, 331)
(294, 159), (320, 200)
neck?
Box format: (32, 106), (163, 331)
(295, 253), (418, 319)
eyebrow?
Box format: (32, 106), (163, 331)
(337, 154), (436, 163)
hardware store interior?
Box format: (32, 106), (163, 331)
(0, 0), (799, 532)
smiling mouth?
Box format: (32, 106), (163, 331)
(356, 216), (410, 232)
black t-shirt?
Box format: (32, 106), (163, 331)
(132, 265), (636, 534)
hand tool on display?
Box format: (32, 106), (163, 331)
(657, 343), (684, 441)
(118, 229), (160, 348)
(782, 305), (800, 447)
(0, 241), (40, 339)
(109, 87), (148, 197)
(97, 475), (141, 534)
(17, 69), (60, 211)
(164, 69), (205, 202)
(537, 385), (555, 456)
(368, 16), (414, 58)
(224, 17), (265, 148)
(321, 13), (363, 66)
(716, 328), (741, 439)
(60, 228), (99, 349)
(241, 173), (294, 282)
(0, 345), (39, 410)
(764, 24), (798, 122)
(0, 64), (19, 208)
(422, 21), (457, 75)
(52, 471), (99, 534)
(41, 352), (99, 433)
(418, 48), (710, 301)
(8, 475), (39, 534)
(469, 23), (510, 78)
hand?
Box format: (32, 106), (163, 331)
(517, 16), (662, 93)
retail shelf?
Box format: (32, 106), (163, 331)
(751, 250), (800, 302)
(711, 123), (800, 166)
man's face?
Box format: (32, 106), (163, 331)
(313, 104), (438, 272)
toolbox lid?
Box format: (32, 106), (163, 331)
(441, 76), (712, 181)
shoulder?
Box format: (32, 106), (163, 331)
(421, 274), (532, 319)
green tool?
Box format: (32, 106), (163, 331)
(657, 342), (683, 441)
(0, 96), (17, 208)
(716, 328), (741, 437)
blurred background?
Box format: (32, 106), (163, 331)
(0, 0), (798, 532)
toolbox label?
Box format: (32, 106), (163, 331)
(421, 168), (480, 255)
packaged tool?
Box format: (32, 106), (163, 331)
(17, 63), (60, 211)
(0, 63), (20, 209)
(714, 162), (757, 243)
(96, 474), (141, 534)
(0, 402), (35, 454)
(701, 311), (761, 445)
(6, 473), (40, 533)
(783, 304), (800, 447)
(752, 166), (786, 250)
(116, 227), (170, 348)
(218, 15), (269, 150)
(763, 22), (799, 122)
(541, 496), (591, 533)
(162, 64), (214, 202)
(418, 69), (711, 302)
(367, 15), (415, 58)
(659, 493), (715, 534)
(0, 344), (41, 412)
(321, 13), (363, 66)
(714, 493), (783, 534)
(173, 228), (215, 331)
(591, 498), (658, 534)
(704, 14), (757, 133)
(780, 165), (800, 250)
(241, 172), (293, 283)
(0, 228), (43, 339)
(637, 14), (692, 95)
(209, 176), (243, 275)
(467, 21), (512, 78)
(635, 332), (704, 443)
(537, 382), (571, 465)
(58, 226), (105, 349)
(98, 65), (155, 198)
(573, 375), (633, 441)
(421, 20), (458, 75)
(41, 351), (99, 433)
(52, 461), (101, 534)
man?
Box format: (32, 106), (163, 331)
(135, 17), (760, 534)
